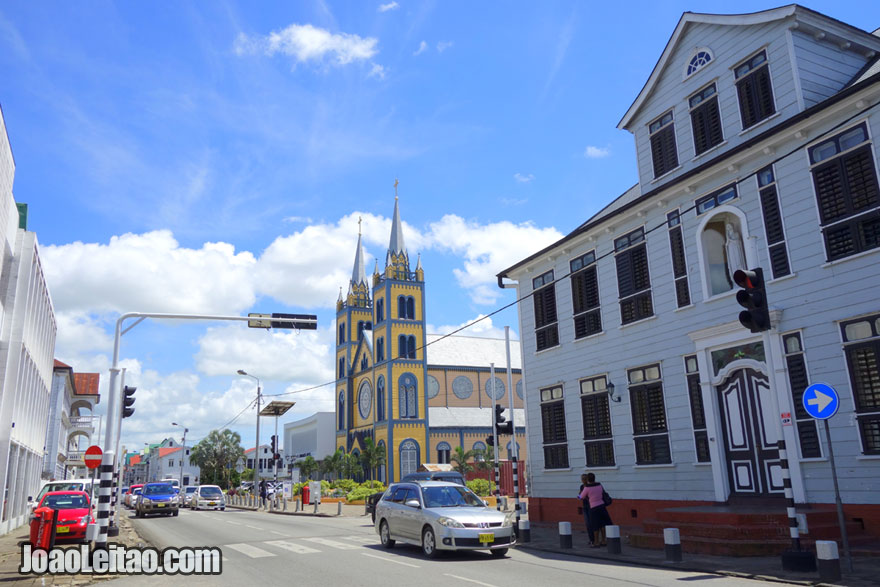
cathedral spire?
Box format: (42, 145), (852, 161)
(388, 180), (406, 257)
(350, 216), (367, 288)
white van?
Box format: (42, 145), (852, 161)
(30, 479), (95, 511)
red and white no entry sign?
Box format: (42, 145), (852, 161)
(84, 445), (103, 469)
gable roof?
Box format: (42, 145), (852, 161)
(158, 447), (181, 458)
(425, 334), (522, 369)
(73, 373), (100, 397)
(127, 455), (142, 466)
(618, 4), (880, 130)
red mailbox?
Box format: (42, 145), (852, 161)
(301, 483), (310, 505)
(29, 507), (57, 550)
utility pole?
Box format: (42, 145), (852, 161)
(490, 363), (501, 511)
(505, 326), (522, 532)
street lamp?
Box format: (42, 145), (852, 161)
(237, 370), (262, 491)
(171, 423), (188, 487)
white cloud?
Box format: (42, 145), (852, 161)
(41, 230), (258, 316)
(413, 41), (428, 56)
(282, 216), (314, 224)
(195, 323), (334, 383)
(436, 41), (454, 53)
(378, 2), (399, 12)
(423, 215), (563, 305)
(584, 145), (610, 158)
(368, 63), (386, 79)
(234, 24), (379, 68)
(427, 315), (515, 340)
(513, 173), (534, 183)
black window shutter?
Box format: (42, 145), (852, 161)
(847, 342), (880, 412)
(631, 245), (651, 292)
(842, 146), (880, 213)
(812, 160), (848, 223)
(760, 186), (785, 244)
(691, 99), (722, 155)
(616, 251), (635, 298)
(651, 125), (678, 178)
(669, 227), (687, 277)
(737, 76), (757, 128)
(756, 67), (775, 120)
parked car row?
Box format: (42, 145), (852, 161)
(121, 482), (227, 517)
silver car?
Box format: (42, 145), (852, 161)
(374, 481), (515, 558)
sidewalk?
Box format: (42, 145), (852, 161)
(0, 514), (146, 585)
(519, 522), (880, 587)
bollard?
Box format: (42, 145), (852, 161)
(520, 502), (527, 515)
(559, 521), (572, 549)
(518, 519), (530, 542)
(664, 528), (682, 562)
(816, 540), (841, 582)
(501, 496), (509, 511)
(313, 500), (319, 514)
(283, 499), (288, 512)
(337, 501), (342, 516)
(606, 525), (621, 554)
(295, 499), (301, 512)
(269, 499), (274, 512)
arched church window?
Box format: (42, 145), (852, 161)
(399, 373), (417, 418)
(377, 376), (385, 421)
(377, 299), (384, 323)
(400, 440), (418, 477)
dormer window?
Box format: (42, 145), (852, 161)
(686, 49), (713, 77)
(689, 84), (723, 155)
(649, 111), (678, 178)
(735, 50), (775, 129)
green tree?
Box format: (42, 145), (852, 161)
(189, 429), (245, 489)
(473, 446), (494, 472)
(298, 456), (318, 481)
(342, 452), (361, 480)
(359, 438), (386, 488)
(450, 446), (475, 475)
(323, 449), (344, 480)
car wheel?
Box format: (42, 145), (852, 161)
(135, 509), (142, 518)
(221, 507), (225, 511)
(380, 520), (395, 549)
(371, 511), (376, 523)
(173, 510), (179, 517)
(490, 548), (508, 558)
(422, 526), (440, 559)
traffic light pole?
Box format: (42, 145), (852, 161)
(274, 417), (279, 488)
(98, 311), (316, 548)
(505, 326), (521, 531)
(490, 363), (501, 511)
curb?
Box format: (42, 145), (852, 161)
(517, 543), (817, 587)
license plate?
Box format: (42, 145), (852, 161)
(478, 533), (494, 543)
(208, 502), (216, 506)
(157, 503), (165, 508)
(56, 526), (70, 534)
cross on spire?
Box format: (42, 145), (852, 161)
(358, 215), (362, 235)
(394, 178), (399, 200)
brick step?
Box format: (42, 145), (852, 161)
(653, 507), (839, 526)
(629, 531), (879, 558)
(642, 518), (865, 541)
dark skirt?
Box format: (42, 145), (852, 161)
(588, 504), (612, 533)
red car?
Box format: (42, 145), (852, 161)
(29, 491), (93, 544)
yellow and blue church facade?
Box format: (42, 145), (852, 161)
(335, 195), (526, 483)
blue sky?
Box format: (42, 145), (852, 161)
(1, 1), (876, 452)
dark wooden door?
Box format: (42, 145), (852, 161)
(716, 367), (783, 497)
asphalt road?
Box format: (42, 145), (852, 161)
(111, 508), (775, 586)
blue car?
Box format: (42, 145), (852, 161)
(135, 482), (180, 517)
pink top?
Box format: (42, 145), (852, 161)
(578, 484), (604, 508)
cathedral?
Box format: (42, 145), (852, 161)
(335, 193), (526, 483)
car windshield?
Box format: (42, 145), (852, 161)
(143, 484), (173, 496)
(422, 486), (485, 508)
(185, 487), (197, 494)
(43, 494), (88, 509)
(200, 487), (222, 497)
(133, 488), (142, 494)
(38, 482), (84, 500)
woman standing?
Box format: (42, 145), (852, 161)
(577, 473), (590, 534)
(578, 473), (612, 547)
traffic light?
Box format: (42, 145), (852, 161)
(734, 268), (770, 333)
(486, 435), (494, 447)
(494, 404), (513, 435)
(270, 435), (277, 454)
(122, 386), (136, 418)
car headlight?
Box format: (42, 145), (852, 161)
(437, 517), (464, 528)
(141, 498), (151, 504)
(502, 513), (516, 528)
(80, 515), (91, 525)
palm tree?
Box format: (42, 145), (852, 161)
(322, 449), (344, 481)
(450, 446), (475, 475)
(359, 438), (385, 488)
(298, 456), (318, 481)
(189, 428), (245, 489)
(472, 446), (494, 472)
(342, 452), (361, 480)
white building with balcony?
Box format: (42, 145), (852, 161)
(0, 105), (58, 536)
(43, 361), (100, 480)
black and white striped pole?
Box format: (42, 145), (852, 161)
(490, 363), (501, 511)
(93, 450), (115, 550)
(664, 528), (682, 562)
(504, 327), (522, 533)
(779, 440), (801, 550)
(606, 525), (621, 554)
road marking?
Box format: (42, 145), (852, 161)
(264, 540), (321, 554)
(302, 537), (360, 550)
(443, 574), (497, 587)
(225, 543), (275, 559)
(269, 530), (285, 536)
(342, 535), (377, 544)
(226, 520), (241, 525)
(245, 525), (263, 530)
(361, 553), (420, 568)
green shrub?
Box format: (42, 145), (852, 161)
(467, 479), (495, 497)
(320, 480), (331, 495)
(358, 481), (385, 493)
(332, 479), (358, 493)
(346, 486), (383, 502)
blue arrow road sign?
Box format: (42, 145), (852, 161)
(803, 382), (840, 420)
